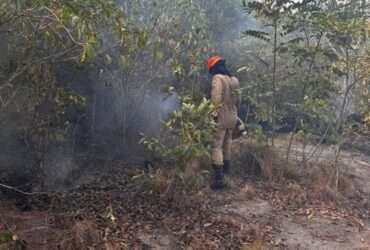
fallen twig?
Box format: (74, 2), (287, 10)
(0, 183), (48, 196)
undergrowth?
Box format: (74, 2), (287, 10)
(234, 139), (363, 208)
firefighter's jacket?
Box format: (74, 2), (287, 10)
(211, 74), (241, 129)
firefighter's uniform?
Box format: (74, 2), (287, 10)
(211, 74), (240, 165)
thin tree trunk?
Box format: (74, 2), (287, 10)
(333, 47), (351, 194)
(285, 33), (323, 164)
(271, 18), (278, 146)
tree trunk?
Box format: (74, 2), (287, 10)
(271, 18), (278, 146)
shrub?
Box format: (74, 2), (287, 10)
(140, 96), (216, 171)
(139, 96), (216, 194)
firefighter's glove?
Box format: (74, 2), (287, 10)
(238, 122), (246, 131)
(211, 116), (218, 126)
(237, 118), (247, 136)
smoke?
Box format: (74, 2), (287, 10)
(0, 0), (251, 190)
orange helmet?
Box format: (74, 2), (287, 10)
(207, 55), (222, 71)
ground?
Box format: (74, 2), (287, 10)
(0, 136), (370, 250)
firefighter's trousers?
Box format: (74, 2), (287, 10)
(212, 127), (233, 165)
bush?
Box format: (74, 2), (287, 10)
(139, 96), (216, 195)
(140, 96), (216, 171)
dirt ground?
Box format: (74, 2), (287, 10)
(1, 136), (370, 250)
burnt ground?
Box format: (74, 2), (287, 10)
(1, 136), (370, 250)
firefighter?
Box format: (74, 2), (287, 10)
(207, 55), (240, 190)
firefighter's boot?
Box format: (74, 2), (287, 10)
(211, 164), (225, 190)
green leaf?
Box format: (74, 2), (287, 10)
(237, 66), (251, 73)
(81, 46), (89, 63)
(243, 30), (270, 42)
(153, 43), (163, 63)
(120, 55), (130, 67)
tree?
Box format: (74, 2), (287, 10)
(239, 0), (370, 168)
(242, 0), (301, 145)
(0, 0), (132, 187)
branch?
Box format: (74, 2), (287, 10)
(0, 83), (12, 91)
(252, 53), (270, 68)
(306, 122), (332, 162)
(0, 87), (20, 109)
(1, 46), (78, 88)
(0, 7), (37, 30)
(0, 183), (48, 196)
(38, 6), (86, 47)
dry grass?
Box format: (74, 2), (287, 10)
(52, 220), (101, 250)
(235, 141), (273, 179)
(242, 240), (269, 250)
(236, 140), (360, 205)
(302, 162), (358, 203)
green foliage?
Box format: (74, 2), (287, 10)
(132, 0), (212, 96)
(141, 96), (216, 171)
(104, 205), (117, 223)
(0, 0), (128, 120)
(246, 123), (266, 144)
(0, 0), (133, 183)
(1, 0), (127, 62)
(1, 0), (370, 188)
(243, 30), (271, 42)
(0, 231), (12, 245)
(0, 231), (26, 249)
(138, 169), (171, 194)
(29, 65), (85, 137)
(239, 0), (370, 146)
